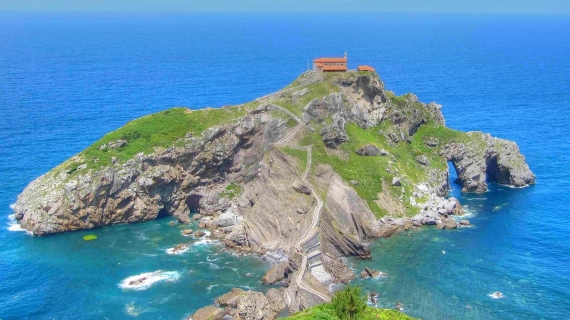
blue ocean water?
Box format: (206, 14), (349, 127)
(0, 12), (569, 319)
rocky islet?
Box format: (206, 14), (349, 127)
(13, 70), (535, 318)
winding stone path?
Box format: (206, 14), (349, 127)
(273, 105), (331, 303)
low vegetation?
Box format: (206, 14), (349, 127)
(58, 103), (259, 177)
(219, 183), (243, 199)
(281, 147), (308, 174)
(282, 286), (415, 320)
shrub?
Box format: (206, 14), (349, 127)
(331, 285), (367, 320)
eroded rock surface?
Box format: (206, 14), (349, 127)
(442, 132), (535, 192)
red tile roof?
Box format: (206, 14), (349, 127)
(314, 57), (347, 63)
(358, 65), (375, 72)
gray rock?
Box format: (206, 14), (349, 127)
(442, 133), (535, 192)
(391, 177), (401, 187)
(355, 145), (386, 156)
(320, 113), (350, 149)
(216, 211), (238, 228)
(107, 139), (127, 149)
(415, 155), (430, 166)
(459, 219), (470, 226)
(292, 181), (311, 195)
(323, 258), (354, 284)
(262, 260), (288, 284)
(265, 288), (286, 313)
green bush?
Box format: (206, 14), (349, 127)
(331, 285), (368, 320)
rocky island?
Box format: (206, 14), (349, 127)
(13, 70), (535, 319)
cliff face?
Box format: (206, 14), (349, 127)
(14, 71), (535, 315)
(14, 105), (287, 235)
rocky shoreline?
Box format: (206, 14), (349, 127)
(13, 71), (535, 319)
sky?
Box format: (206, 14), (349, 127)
(0, 0), (569, 13)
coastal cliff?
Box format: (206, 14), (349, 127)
(13, 70), (535, 318)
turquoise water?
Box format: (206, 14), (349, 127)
(1, 12), (569, 319)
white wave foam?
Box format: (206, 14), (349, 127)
(209, 263), (220, 270)
(9, 203), (15, 210)
(194, 239), (217, 246)
(125, 302), (149, 317)
(206, 284), (219, 292)
(488, 291), (505, 299)
(118, 271), (180, 291)
(207, 254), (220, 262)
(166, 244), (191, 255)
(6, 214), (32, 234)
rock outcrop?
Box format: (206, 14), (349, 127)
(442, 132), (535, 192)
(14, 108), (287, 235)
(192, 288), (279, 320)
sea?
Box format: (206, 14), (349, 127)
(0, 12), (569, 320)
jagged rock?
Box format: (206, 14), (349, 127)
(355, 145), (386, 156)
(292, 181), (311, 195)
(168, 221), (176, 226)
(195, 230), (206, 238)
(193, 214), (203, 220)
(321, 114), (349, 149)
(415, 155), (430, 166)
(262, 260), (288, 284)
(182, 229), (193, 235)
(171, 243), (191, 253)
(361, 267), (385, 279)
(323, 258), (354, 284)
(216, 211), (239, 227)
(216, 288), (245, 308)
(173, 201), (191, 224)
(396, 302), (404, 311)
(236, 291), (274, 320)
(442, 133), (535, 192)
(14, 105), (286, 235)
(459, 219), (470, 226)
(265, 288), (286, 313)
(369, 292), (379, 304)
(424, 137), (439, 147)
(108, 139), (127, 149)
(316, 166), (380, 259)
(224, 223), (248, 248)
(444, 218), (458, 229)
(188, 305), (223, 320)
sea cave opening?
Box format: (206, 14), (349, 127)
(448, 161), (461, 187)
(486, 155), (510, 185)
(156, 208), (170, 220)
(185, 194), (202, 214)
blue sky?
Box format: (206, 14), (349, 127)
(1, 0), (569, 13)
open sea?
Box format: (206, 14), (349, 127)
(0, 12), (569, 320)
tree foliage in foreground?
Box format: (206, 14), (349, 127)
(331, 285), (368, 320)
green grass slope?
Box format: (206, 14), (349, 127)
(282, 304), (416, 320)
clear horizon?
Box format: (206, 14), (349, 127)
(1, 0), (569, 14)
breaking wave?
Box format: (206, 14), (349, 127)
(7, 214), (32, 234)
(118, 271), (180, 291)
